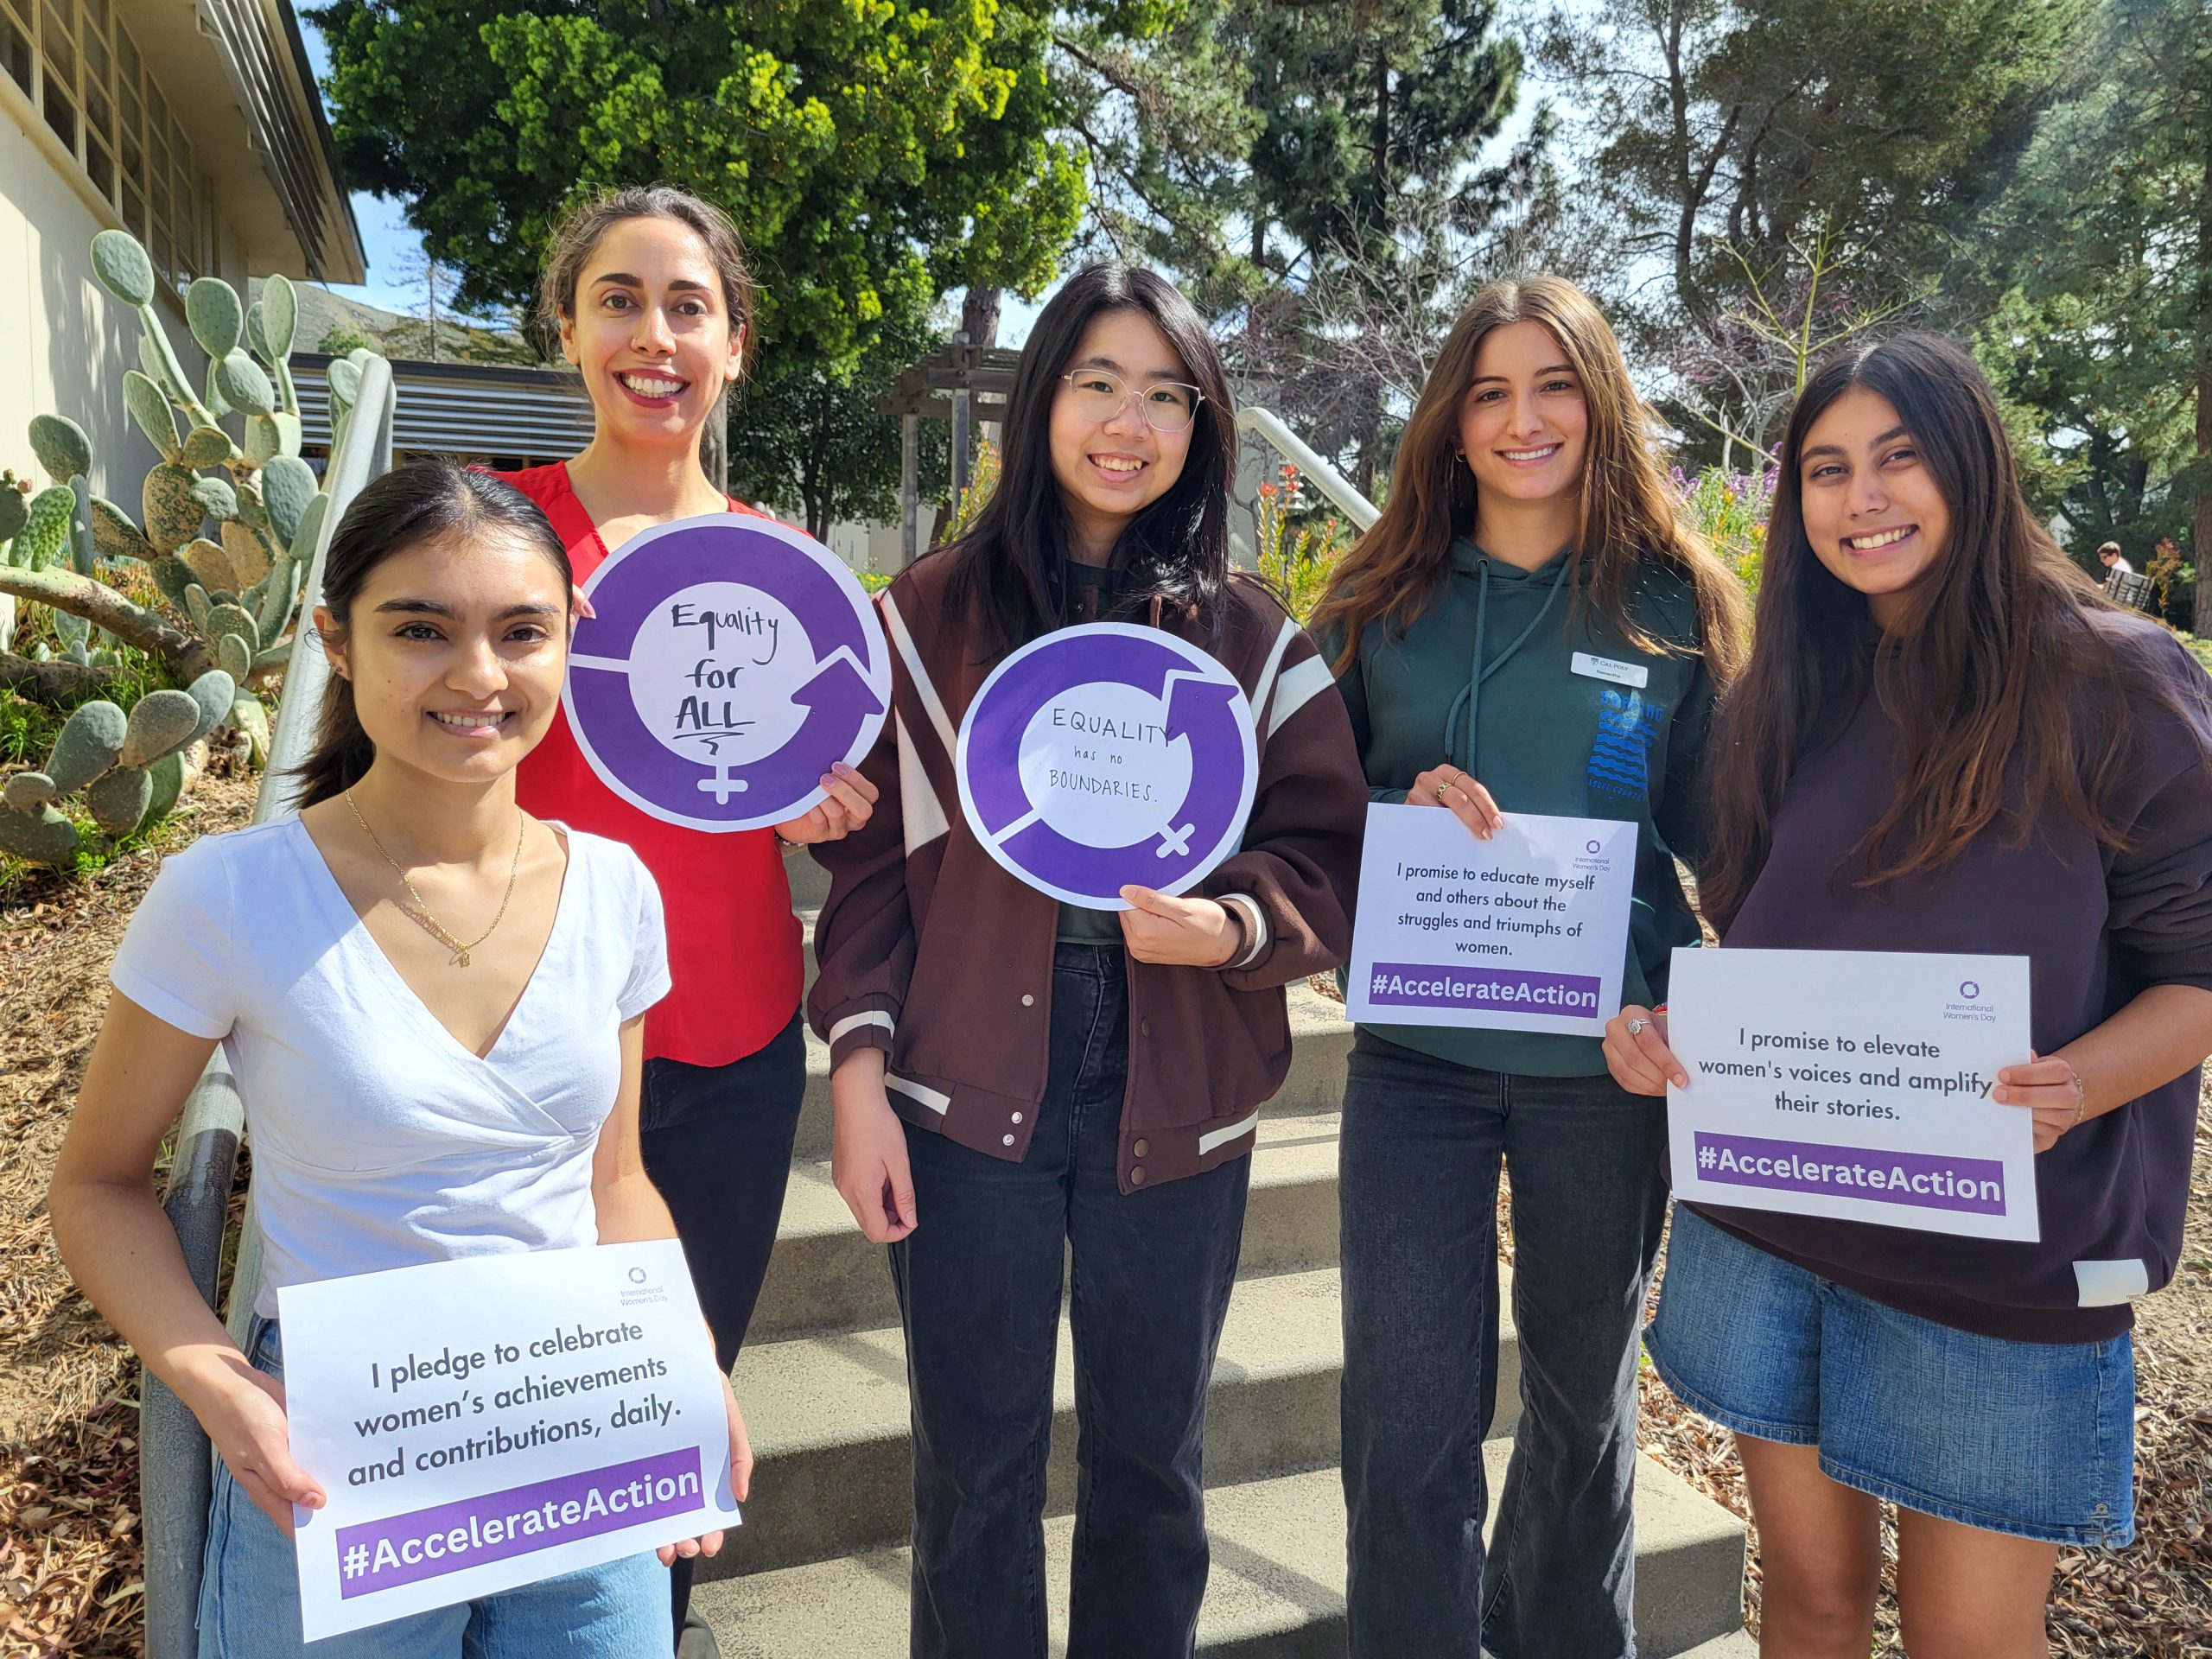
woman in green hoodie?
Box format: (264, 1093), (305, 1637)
(1311, 276), (1749, 1659)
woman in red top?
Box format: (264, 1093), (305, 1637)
(499, 183), (875, 1653)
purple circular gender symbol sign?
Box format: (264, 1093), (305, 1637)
(563, 515), (890, 832)
(956, 623), (1259, 908)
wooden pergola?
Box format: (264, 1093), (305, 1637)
(875, 334), (1022, 564)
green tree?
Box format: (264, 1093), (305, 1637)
(1974, 0), (2209, 626)
(1535, 0), (2087, 456)
(1231, 0), (1534, 489)
(306, 0), (1087, 373)
(727, 312), (949, 543)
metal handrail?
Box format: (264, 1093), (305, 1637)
(140, 354), (397, 1659)
(1234, 406), (1380, 531)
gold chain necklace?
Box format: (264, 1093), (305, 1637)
(345, 790), (526, 968)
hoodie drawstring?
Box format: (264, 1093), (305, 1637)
(1443, 553), (1572, 775)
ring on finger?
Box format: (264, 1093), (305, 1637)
(1625, 1017), (1649, 1037)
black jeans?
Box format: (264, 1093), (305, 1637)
(639, 1010), (807, 1641)
(889, 943), (1251, 1659)
(1338, 1031), (1669, 1659)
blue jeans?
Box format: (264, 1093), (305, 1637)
(888, 942), (1252, 1659)
(196, 1321), (668, 1658)
(1338, 1033), (1669, 1659)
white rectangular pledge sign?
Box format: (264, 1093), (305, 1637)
(1345, 804), (1637, 1037)
(1666, 949), (2039, 1242)
(278, 1241), (741, 1640)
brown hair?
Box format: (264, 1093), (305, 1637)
(292, 461), (572, 810)
(534, 183), (758, 372)
(1699, 334), (2161, 928)
(1309, 276), (1748, 682)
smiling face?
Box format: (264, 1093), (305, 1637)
(1457, 320), (1590, 515)
(559, 214), (745, 452)
(1795, 385), (1954, 629)
(318, 529), (571, 790)
(1048, 308), (1197, 559)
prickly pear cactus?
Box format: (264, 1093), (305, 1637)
(46, 700), (127, 791)
(14, 486), (73, 570)
(29, 413), (92, 485)
(0, 803), (83, 867)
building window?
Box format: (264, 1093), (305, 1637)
(15, 0), (211, 296)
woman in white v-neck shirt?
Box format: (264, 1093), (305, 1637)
(49, 459), (753, 1659)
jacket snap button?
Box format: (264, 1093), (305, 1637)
(1011, 1111), (1024, 1124)
(1140, 1018), (1152, 1038)
(1002, 1134), (1016, 1147)
(1129, 1166), (1147, 1185)
(1133, 1138), (1149, 1158)
(1021, 994), (1034, 1007)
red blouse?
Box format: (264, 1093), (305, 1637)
(499, 461), (803, 1067)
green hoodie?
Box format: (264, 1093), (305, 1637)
(1316, 539), (1718, 1077)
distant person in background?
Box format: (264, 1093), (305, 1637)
(499, 183), (877, 1656)
(2098, 540), (2133, 577)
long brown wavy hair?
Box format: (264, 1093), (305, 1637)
(1698, 333), (2168, 929)
(1309, 276), (1748, 681)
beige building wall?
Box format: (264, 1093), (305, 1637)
(2, 78), (251, 509)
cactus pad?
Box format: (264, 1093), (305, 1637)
(261, 274), (299, 359)
(46, 700), (126, 792)
(257, 555), (302, 641)
(91, 229), (156, 307)
(179, 539), (239, 597)
(67, 480), (96, 575)
(186, 278), (245, 359)
(118, 688), (201, 768)
(29, 415), (92, 486)
(143, 748), (186, 825)
(86, 766), (154, 836)
(183, 669), (237, 747)
(181, 425), (235, 467)
(90, 498), (152, 563)
(2, 772), (56, 810)
(208, 602), (260, 653)
(16, 486), (74, 570)
(149, 555), (193, 609)
(0, 803), (84, 867)
(143, 464), (206, 554)
(0, 484), (26, 543)
(188, 474), (239, 522)
(213, 352), (276, 417)
(218, 632), (252, 681)
(124, 371), (181, 461)
(261, 455), (318, 548)
(327, 356), (364, 410)
(221, 521), (274, 588)
(287, 491), (329, 562)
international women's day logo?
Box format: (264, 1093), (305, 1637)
(563, 517), (890, 832)
(956, 623), (1258, 907)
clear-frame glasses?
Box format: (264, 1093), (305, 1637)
(1058, 369), (1205, 433)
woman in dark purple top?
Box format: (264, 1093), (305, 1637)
(1605, 334), (2212, 1658)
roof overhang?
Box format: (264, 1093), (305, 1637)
(119, 0), (365, 283)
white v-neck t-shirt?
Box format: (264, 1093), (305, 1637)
(111, 816), (672, 1319)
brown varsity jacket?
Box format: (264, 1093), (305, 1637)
(807, 553), (1365, 1194)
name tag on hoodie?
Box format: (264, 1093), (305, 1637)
(1571, 652), (1649, 690)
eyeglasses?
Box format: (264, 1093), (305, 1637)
(1058, 370), (1205, 434)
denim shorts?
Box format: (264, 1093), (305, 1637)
(1646, 1205), (2136, 1548)
(197, 1319), (669, 1658)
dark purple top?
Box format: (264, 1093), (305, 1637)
(1694, 613), (2212, 1342)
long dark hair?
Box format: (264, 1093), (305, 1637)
(941, 262), (1235, 650)
(1700, 332), (2147, 927)
(1310, 276), (1748, 680)
(291, 461), (573, 809)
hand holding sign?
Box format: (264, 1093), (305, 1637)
(957, 624), (1258, 907)
(564, 517), (890, 833)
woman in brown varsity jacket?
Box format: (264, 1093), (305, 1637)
(808, 263), (1365, 1659)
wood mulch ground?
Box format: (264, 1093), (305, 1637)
(0, 766), (257, 1658)
(0, 848), (2202, 1655)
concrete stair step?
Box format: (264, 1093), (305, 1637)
(694, 1452), (1748, 1658)
(709, 1265), (1369, 1577)
(749, 1111), (1349, 1344)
